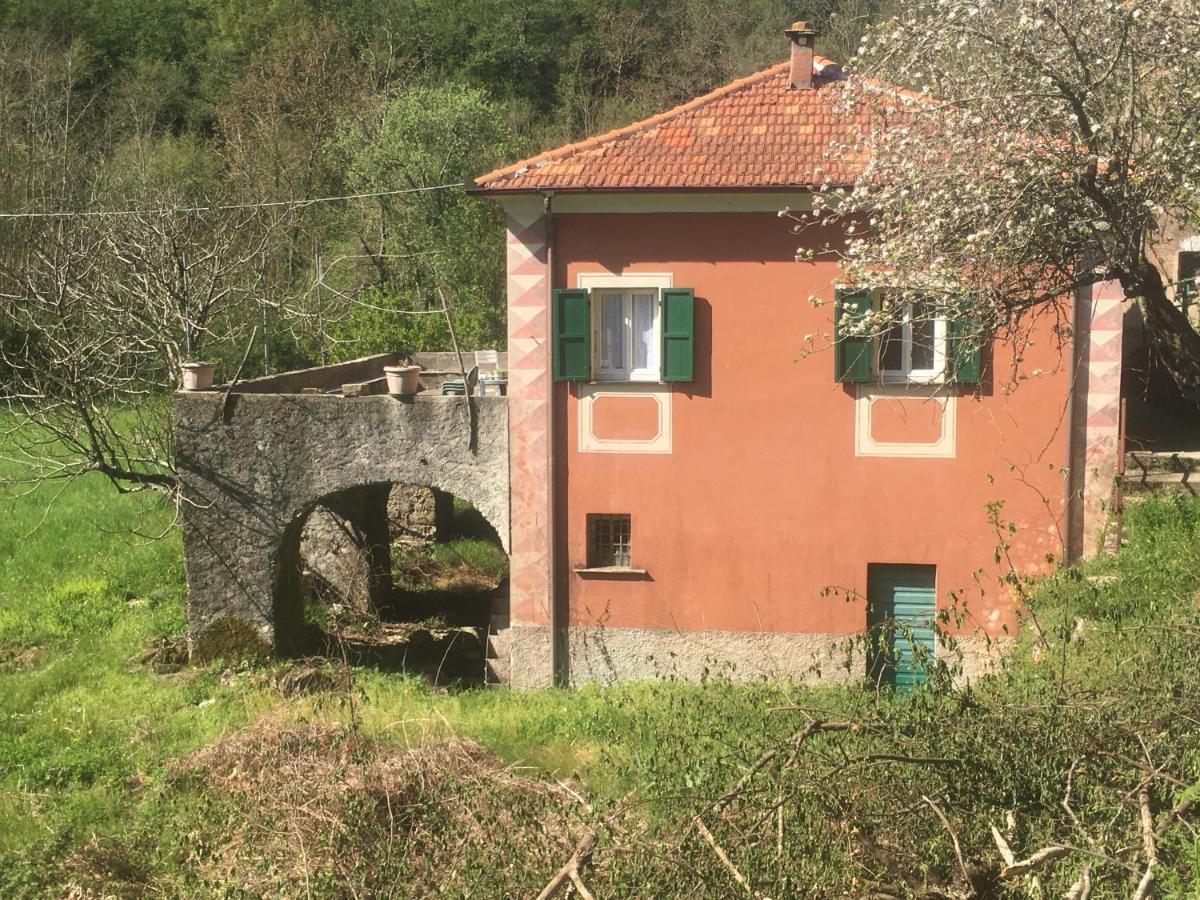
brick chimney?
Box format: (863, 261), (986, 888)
(785, 21), (817, 90)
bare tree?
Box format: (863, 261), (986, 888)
(0, 202), (291, 495)
(0, 31), (300, 499)
(821, 0), (893, 63)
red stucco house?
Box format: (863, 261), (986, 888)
(470, 23), (1124, 689)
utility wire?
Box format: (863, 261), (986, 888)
(0, 181), (465, 220)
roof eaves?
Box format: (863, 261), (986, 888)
(463, 183), (841, 197)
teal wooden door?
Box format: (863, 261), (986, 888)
(867, 564), (937, 691)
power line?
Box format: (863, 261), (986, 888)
(0, 181), (465, 220)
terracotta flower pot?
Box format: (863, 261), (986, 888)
(180, 362), (217, 391)
(384, 365), (421, 396)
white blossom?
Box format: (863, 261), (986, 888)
(788, 0), (1200, 393)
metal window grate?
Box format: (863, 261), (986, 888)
(588, 514), (631, 568)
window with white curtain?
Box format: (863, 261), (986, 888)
(593, 289), (660, 380)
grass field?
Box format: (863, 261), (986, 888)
(0, 452), (812, 894)
(2, 438), (1199, 896)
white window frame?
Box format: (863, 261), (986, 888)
(576, 272), (673, 383)
(877, 296), (947, 384)
(592, 289), (661, 381)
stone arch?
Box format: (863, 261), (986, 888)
(273, 480), (395, 652)
(273, 477), (508, 653)
(176, 391), (508, 658)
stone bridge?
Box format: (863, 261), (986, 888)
(174, 354), (508, 658)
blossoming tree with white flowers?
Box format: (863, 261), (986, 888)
(805, 0), (1200, 399)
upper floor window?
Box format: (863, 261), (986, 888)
(878, 299), (946, 383)
(551, 283), (695, 383)
(595, 289), (660, 381)
(834, 287), (981, 386)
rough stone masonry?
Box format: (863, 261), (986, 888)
(174, 389), (508, 659)
(298, 484), (454, 617)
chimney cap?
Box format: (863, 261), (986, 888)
(786, 20), (816, 36)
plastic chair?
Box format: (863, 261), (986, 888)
(440, 365), (479, 396)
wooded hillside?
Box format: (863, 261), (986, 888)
(0, 0), (888, 368)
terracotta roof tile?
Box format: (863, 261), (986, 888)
(473, 55), (885, 192)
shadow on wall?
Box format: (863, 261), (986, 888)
(682, 297), (713, 400)
(575, 211), (842, 269)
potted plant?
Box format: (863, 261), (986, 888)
(180, 361), (217, 391)
(384, 364), (421, 396)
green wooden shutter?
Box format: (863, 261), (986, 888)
(947, 313), (983, 384)
(834, 288), (872, 383)
(552, 288), (590, 382)
(660, 287), (694, 382)
(867, 564), (937, 694)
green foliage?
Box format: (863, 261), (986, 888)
(0, 578), (120, 646)
(1029, 493), (1200, 629)
(1106, 492), (1200, 612)
(429, 538), (508, 583)
(101, 133), (224, 202)
(329, 83), (511, 357)
(0, 0), (898, 422)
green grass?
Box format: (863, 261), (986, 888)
(428, 536), (508, 581)
(391, 536), (508, 593)
(0, 443), (807, 894)
(2, 428), (1199, 895)
(0, 462), (254, 867)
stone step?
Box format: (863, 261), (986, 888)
(1124, 450), (1200, 476)
(484, 621), (511, 685)
(1121, 471), (1199, 495)
(486, 627), (510, 659)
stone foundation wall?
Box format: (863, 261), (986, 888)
(508, 624), (1011, 690)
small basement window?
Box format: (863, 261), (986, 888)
(594, 289), (660, 381)
(587, 514), (632, 568)
(878, 298), (946, 382)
